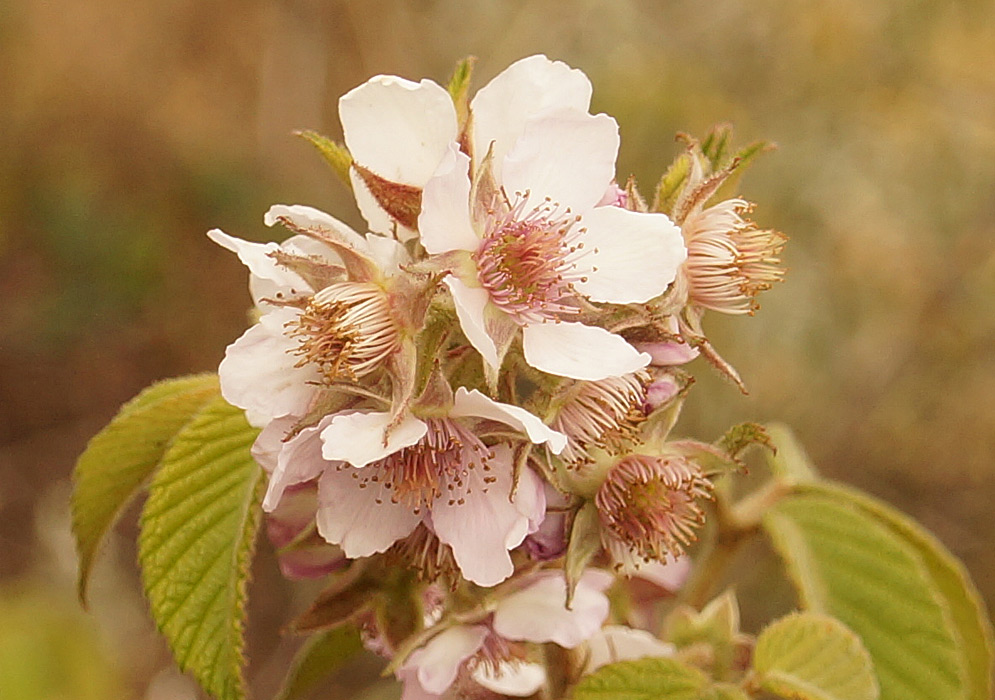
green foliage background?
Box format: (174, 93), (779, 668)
(1, 0), (993, 697)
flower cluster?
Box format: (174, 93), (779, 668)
(213, 55), (784, 697)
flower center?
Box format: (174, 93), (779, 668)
(287, 282), (399, 382)
(473, 192), (589, 324)
(595, 455), (713, 563)
(360, 418), (495, 514)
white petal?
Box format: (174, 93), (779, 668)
(316, 465), (421, 557)
(624, 556), (692, 592)
(451, 387), (567, 454)
(471, 55), (592, 177)
(340, 75), (457, 186)
(208, 229), (311, 304)
(364, 232), (409, 272)
(264, 204), (370, 253)
(431, 445), (527, 587)
(319, 411), (427, 468)
(575, 207), (686, 304)
(521, 321), (649, 381)
(501, 109), (619, 213)
(262, 418), (333, 512)
(218, 308), (319, 425)
(472, 661), (546, 697)
(584, 625), (676, 674)
(444, 276), (500, 369)
(402, 625), (489, 695)
(492, 570), (612, 648)
(418, 145), (479, 254)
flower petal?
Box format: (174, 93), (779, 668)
(319, 411), (427, 468)
(264, 204), (369, 253)
(316, 465), (421, 557)
(208, 229), (311, 305)
(418, 145), (479, 254)
(501, 109), (619, 213)
(340, 74), (457, 186)
(451, 387), (567, 454)
(472, 661), (546, 697)
(431, 446), (534, 587)
(492, 570), (612, 648)
(583, 625), (676, 674)
(444, 276), (500, 368)
(402, 625), (489, 695)
(521, 321), (649, 381)
(471, 54), (592, 177)
(575, 207), (686, 304)
(260, 418), (332, 512)
(218, 307), (319, 426)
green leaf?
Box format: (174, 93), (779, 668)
(753, 612), (878, 700)
(138, 396), (264, 700)
(572, 657), (709, 700)
(72, 374), (220, 606)
(274, 626), (364, 700)
(763, 485), (984, 700)
(296, 130), (354, 190)
(700, 684), (750, 700)
(446, 55), (476, 128)
(763, 422), (818, 484)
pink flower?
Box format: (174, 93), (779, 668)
(399, 570), (613, 699)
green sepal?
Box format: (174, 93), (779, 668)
(296, 129), (354, 191)
(564, 501), (604, 607)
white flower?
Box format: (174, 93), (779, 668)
(340, 55), (687, 381)
(399, 570), (613, 699)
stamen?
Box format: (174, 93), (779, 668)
(473, 191), (591, 324)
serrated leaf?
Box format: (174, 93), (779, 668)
(139, 396), (264, 700)
(763, 487), (968, 700)
(763, 423), (818, 484)
(806, 482), (993, 700)
(72, 373), (219, 605)
(753, 612), (878, 700)
(274, 626), (364, 700)
(572, 657), (709, 700)
(296, 130), (354, 190)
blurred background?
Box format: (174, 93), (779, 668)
(1, 0), (993, 697)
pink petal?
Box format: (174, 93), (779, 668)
(521, 321), (650, 381)
(471, 55), (592, 178)
(575, 207), (686, 304)
(451, 387), (567, 453)
(261, 418), (332, 512)
(263, 204), (369, 253)
(319, 411), (427, 468)
(501, 109), (619, 213)
(315, 465), (421, 558)
(444, 276), (500, 368)
(492, 570), (612, 648)
(401, 624), (489, 695)
(418, 145), (479, 254)
(340, 74), (458, 186)
(218, 308), (319, 426)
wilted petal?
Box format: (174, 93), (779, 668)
(444, 276), (500, 368)
(472, 661), (546, 697)
(401, 624), (489, 695)
(492, 570), (612, 648)
(419, 145), (478, 254)
(575, 207), (686, 304)
(316, 465), (422, 557)
(218, 307), (319, 426)
(501, 109), (619, 214)
(521, 321), (649, 381)
(451, 387), (567, 453)
(319, 411), (427, 468)
(471, 54), (592, 177)
(340, 74), (458, 186)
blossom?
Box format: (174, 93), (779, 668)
(261, 387), (566, 586)
(580, 625), (676, 675)
(211, 204), (410, 427)
(340, 55), (687, 381)
(399, 570), (612, 699)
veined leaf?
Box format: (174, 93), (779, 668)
(72, 374), (219, 605)
(763, 485), (979, 700)
(138, 396), (264, 700)
(753, 612), (878, 700)
(571, 657), (709, 700)
(274, 626), (364, 700)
